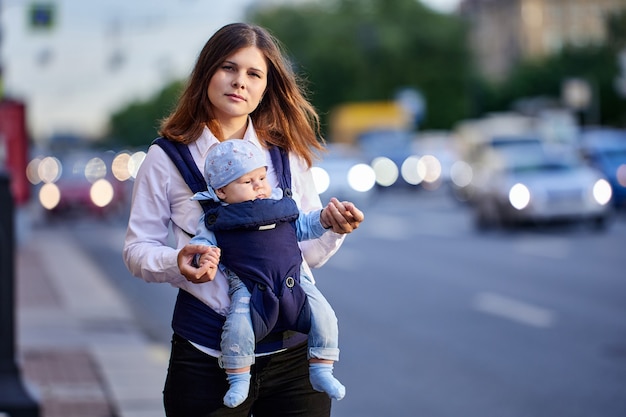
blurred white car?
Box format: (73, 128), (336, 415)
(472, 151), (612, 230)
(452, 135), (546, 203)
(312, 143), (376, 204)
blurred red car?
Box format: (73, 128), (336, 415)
(36, 150), (128, 218)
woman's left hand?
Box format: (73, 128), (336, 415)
(321, 197), (364, 234)
(177, 244), (219, 283)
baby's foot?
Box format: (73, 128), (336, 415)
(309, 363), (346, 400)
(224, 372), (251, 408)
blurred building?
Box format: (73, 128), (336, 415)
(460, 0), (626, 80)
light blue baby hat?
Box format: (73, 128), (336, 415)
(193, 140), (267, 202)
(205, 139), (267, 189)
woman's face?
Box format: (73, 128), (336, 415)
(208, 46), (268, 126)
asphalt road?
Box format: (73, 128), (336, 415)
(58, 187), (626, 417)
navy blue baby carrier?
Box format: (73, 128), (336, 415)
(152, 137), (311, 347)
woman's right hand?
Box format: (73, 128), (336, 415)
(177, 244), (221, 283)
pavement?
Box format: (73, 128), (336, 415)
(11, 207), (169, 417)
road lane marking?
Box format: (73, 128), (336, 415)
(472, 292), (556, 328)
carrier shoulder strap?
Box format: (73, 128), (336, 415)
(269, 145), (292, 192)
(152, 137), (208, 195)
(152, 137), (291, 204)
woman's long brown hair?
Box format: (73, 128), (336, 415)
(159, 23), (324, 167)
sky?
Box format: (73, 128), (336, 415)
(1, 0), (461, 145)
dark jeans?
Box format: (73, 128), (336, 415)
(163, 333), (332, 417)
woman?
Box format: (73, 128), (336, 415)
(123, 22), (363, 416)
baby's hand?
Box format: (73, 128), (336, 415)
(198, 247), (221, 280)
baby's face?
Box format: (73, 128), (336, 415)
(216, 166), (272, 204)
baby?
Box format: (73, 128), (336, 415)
(190, 139), (353, 408)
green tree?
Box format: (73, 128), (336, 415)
(248, 0), (472, 135)
(105, 0), (472, 147)
(107, 80), (184, 148)
(478, 45), (624, 126)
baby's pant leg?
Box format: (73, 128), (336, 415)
(300, 275), (340, 362)
(220, 273), (255, 369)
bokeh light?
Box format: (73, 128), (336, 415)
(26, 157), (42, 184)
(450, 160), (473, 188)
(85, 157), (107, 183)
(39, 182), (61, 209)
(420, 155), (442, 184)
(128, 151), (147, 179)
(592, 179), (612, 206)
(509, 183), (530, 210)
(311, 166), (330, 194)
(90, 179), (115, 207)
(371, 157), (398, 187)
(112, 152), (132, 181)
(400, 155), (423, 185)
(617, 164), (626, 188)
(37, 156), (62, 184)
(348, 163), (376, 192)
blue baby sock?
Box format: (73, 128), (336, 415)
(224, 372), (251, 408)
(309, 363), (346, 400)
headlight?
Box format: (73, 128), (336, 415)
(90, 179), (115, 208)
(419, 155), (442, 184)
(617, 164), (626, 188)
(348, 164), (376, 192)
(371, 157), (398, 187)
(128, 151), (147, 179)
(509, 183), (530, 210)
(85, 157), (107, 183)
(400, 155), (423, 185)
(450, 160), (473, 188)
(311, 167), (330, 194)
(39, 183), (61, 210)
(112, 152), (132, 181)
(592, 178), (612, 205)
(38, 156), (62, 184)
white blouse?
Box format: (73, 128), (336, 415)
(123, 121), (345, 318)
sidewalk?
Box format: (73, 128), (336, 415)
(14, 219), (169, 417)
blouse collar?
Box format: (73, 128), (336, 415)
(193, 117), (261, 158)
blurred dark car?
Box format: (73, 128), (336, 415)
(312, 143), (376, 205)
(472, 149), (612, 230)
(357, 129), (422, 188)
(578, 128), (626, 209)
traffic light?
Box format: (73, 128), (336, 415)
(29, 3), (55, 30)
